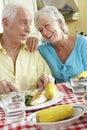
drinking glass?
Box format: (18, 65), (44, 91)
(70, 78), (87, 98)
(2, 92), (25, 123)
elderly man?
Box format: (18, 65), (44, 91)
(0, 2), (54, 94)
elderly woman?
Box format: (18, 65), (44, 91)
(34, 6), (87, 83)
(0, 3), (54, 94)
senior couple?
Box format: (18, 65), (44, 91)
(1, 1), (87, 94)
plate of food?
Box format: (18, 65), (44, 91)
(0, 83), (64, 111)
(24, 90), (64, 111)
(24, 83), (64, 111)
(27, 104), (86, 129)
(0, 90), (64, 111)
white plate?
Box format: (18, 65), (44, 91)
(27, 104), (86, 130)
(66, 82), (73, 90)
(25, 91), (64, 111)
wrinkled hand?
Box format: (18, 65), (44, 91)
(26, 37), (39, 52)
(0, 80), (19, 94)
(38, 74), (55, 89)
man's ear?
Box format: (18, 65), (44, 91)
(2, 18), (8, 28)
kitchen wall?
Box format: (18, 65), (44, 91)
(66, 0), (87, 35)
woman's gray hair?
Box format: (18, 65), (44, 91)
(1, 1), (30, 21)
(34, 6), (68, 34)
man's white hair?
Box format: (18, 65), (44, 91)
(1, 1), (30, 20)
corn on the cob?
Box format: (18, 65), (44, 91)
(36, 104), (74, 123)
(75, 71), (87, 79)
(45, 83), (57, 100)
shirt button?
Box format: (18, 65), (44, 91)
(61, 65), (64, 69)
(69, 76), (71, 79)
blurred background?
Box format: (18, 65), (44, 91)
(0, 0), (87, 38)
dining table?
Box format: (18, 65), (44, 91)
(0, 82), (87, 130)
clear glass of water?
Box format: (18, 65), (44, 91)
(2, 92), (25, 123)
(70, 78), (87, 98)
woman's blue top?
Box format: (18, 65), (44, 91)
(38, 35), (87, 83)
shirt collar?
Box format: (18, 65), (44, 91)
(0, 42), (3, 50)
(22, 44), (28, 50)
(0, 42), (7, 54)
(0, 40), (28, 52)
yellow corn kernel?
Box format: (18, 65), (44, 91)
(45, 83), (57, 100)
(36, 104), (74, 123)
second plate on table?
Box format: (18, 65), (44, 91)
(25, 91), (64, 111)
(27, 104), (86, 130)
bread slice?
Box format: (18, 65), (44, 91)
(30, 91), (47, 106)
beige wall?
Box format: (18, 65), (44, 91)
(66, 0), (87, 35)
